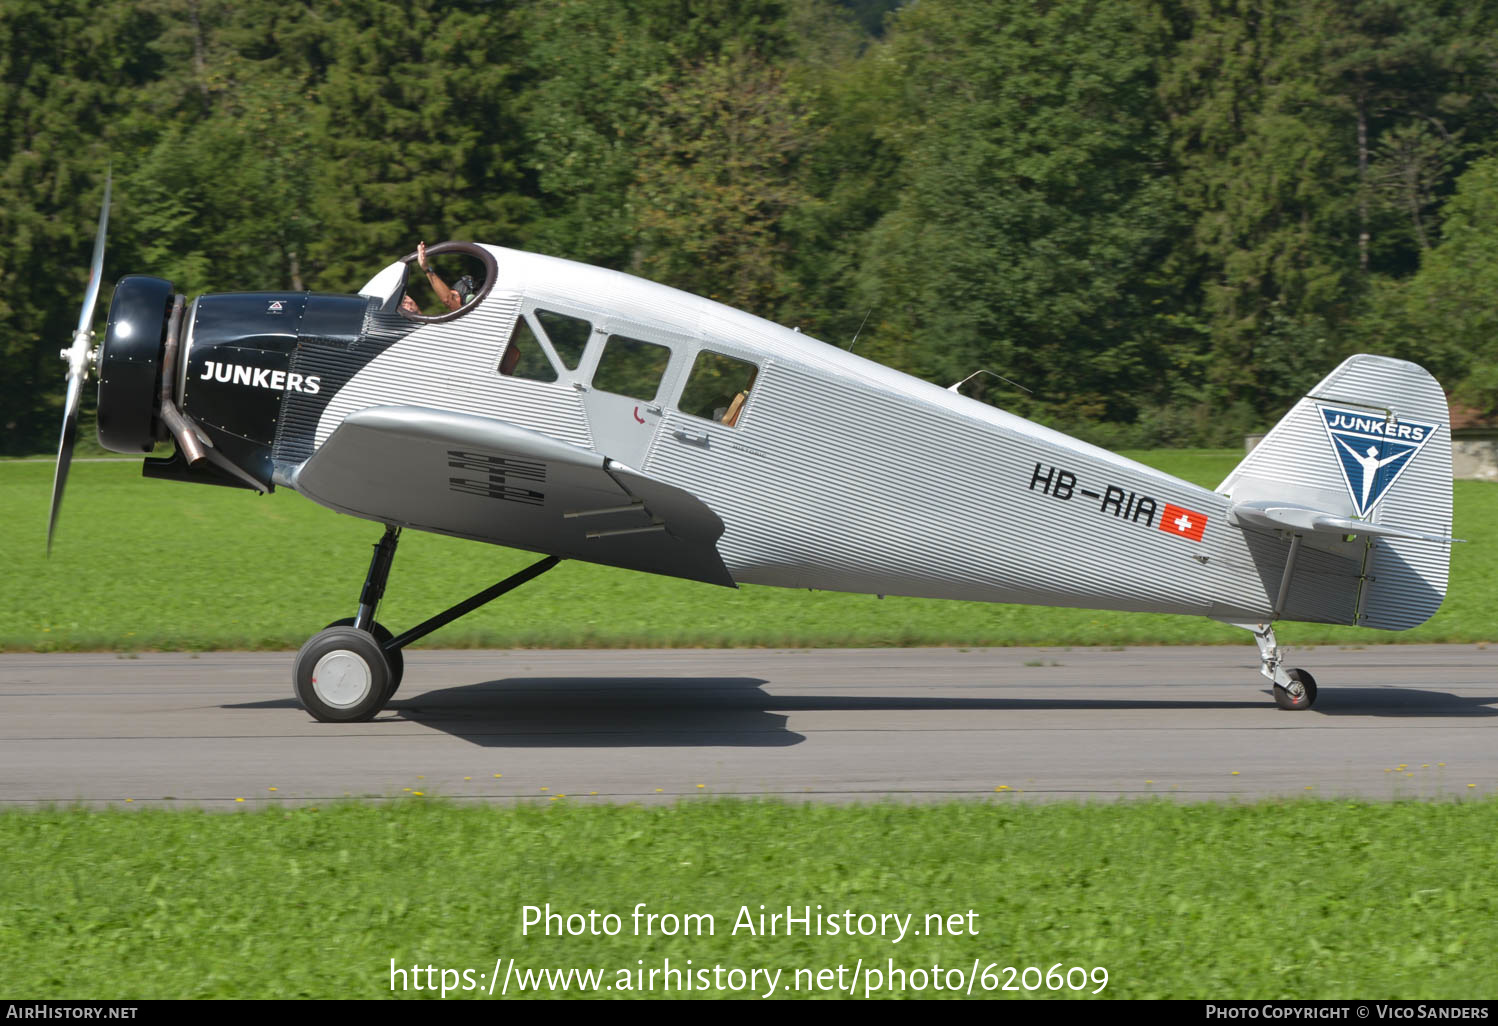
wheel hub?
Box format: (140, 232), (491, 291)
(311, 650), (373, 708)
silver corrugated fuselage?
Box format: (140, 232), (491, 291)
(293, 246), (1445, 629)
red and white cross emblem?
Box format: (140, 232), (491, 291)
(1159, 503), (1208, 542)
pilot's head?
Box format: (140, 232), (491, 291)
(453, 274), (477, 305)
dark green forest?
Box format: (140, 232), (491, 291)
(5, 0), (1498, 455)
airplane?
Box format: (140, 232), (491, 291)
(48, 177), (1459, 721)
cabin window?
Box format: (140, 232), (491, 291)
(535, 310), (591, 370)
(678, 350), (758, 427)
(591, 335), (671, 403)
(497, 316), (558, 382)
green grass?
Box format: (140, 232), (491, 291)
(2, 451), (1494, 651)
(3, 799), (1496, 998)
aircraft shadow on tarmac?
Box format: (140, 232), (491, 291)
(392, 677), (805, 747)
(226, 677), (1498, 747)
(1301, 686), (1498, 717)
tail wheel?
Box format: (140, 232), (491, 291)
(294, 627), (393, 722)
(1273, 668), (1318, 711)
(323, 618), (404, 697)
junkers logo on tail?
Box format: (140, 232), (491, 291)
(199, 360), (321, 394)
(1317, 405), (1439, 518)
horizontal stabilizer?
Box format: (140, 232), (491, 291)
(1230, 500), (1461, 545)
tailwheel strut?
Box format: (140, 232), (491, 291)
(292, 524), (562, 722)
(1233, 621), (1318, 711)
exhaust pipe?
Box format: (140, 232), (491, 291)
(155, 293), (209, 466)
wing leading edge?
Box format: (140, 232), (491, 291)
(292, 406), (736, 587)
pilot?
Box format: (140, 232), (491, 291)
(416, 240), (477, 312)
(399, 277), (472, 315)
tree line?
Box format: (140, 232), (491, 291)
(4, 0), (1497, 455)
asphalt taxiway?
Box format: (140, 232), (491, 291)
(1, 645), (1493, 806)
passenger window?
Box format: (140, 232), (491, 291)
(592, 335), (671, 402)
(535, 310), (591, 370)
(679, 350), (758, 427)
(498, 317), (557, 383)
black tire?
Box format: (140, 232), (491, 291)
(294, 626), (393, 722)
(1273, 668), (1318, 711)
(323, 618), (404, 697)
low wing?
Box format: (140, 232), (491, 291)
(1230, 501), (1461, 544)
(292, 406), (735, 587)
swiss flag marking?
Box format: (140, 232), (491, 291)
(1160, 503), (1207, 542)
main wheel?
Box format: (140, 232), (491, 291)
(323, 618), (404, 696)
(294, 626), (393, 722)
(1273, 667), (1318, 710)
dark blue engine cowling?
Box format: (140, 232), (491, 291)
(97, 275), (174, 453)
(158, 290), (369, 489)
(179, 292), (306, 480)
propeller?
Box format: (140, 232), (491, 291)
(47, 169), (111, 555)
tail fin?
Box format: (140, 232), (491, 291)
(1218, 354), (1454, 630)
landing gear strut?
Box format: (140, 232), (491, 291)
(292, 524), (562, 722)
(1235, 622), (1318, 711)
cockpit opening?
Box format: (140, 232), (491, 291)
(357, 241), (498, 323)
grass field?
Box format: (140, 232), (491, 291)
(2, 451), (1492, 651)
(3, 799), (1496, 999)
